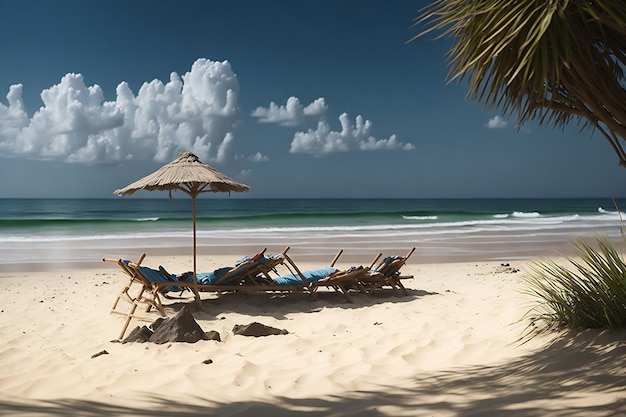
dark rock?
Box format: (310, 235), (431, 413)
(205, 330), (221, 341)
(232, 322), (289, 337)
(119, 307), (216, 344)
(122, 325), (153, 343)
(151, 317), (166, 331)
(149, 306), (209, 344)
(203, 359), (213, 364)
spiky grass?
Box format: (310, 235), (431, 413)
(523, 236), (626, 331)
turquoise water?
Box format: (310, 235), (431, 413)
(1, 198), (625, 265)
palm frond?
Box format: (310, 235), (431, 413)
(413, 0), (626, 167)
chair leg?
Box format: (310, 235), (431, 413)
(118, 286), (146, 340)
(111, 288), (137, 316)
(111, 282), (132, 312)
(395, 279), (409, 296)
(117, 287), (156, 340)
(152, 291), (167, 317)
(387, 279), (401, 297)
(111, 294), (123, 313)
(118, 305), (137, 340)
(355, 281), (368, 295)
(306, 284), (320, 301)
(337, 284), (353, 303)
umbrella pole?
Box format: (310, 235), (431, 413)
(191, 195), (203, 311)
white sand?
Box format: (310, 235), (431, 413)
(1, 253), (625, 416)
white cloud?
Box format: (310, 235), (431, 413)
(236, 152), (269, 162)
(0, 58), (240, 163)
(247, 152), (269, 162)
(486, 115), (508, 128)
(251, 96), (327, 126)
(302, 98), (327, 117)
(0, 84), (29, 143)
(290, 113), (415, 155)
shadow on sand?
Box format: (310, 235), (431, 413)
(159, 287), (438, 321)
(2, 329), (624, 417)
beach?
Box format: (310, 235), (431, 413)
(1, 247), (625, 416)
(3, 0), (626, 413)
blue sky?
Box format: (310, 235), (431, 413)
(0, 0), (624, 199)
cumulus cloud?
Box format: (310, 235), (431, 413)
(485, 115), (508, 128)
(0, 58), (240, 163)
(247, 152), (269, 162)
(236, 152), (269, 162)
(251, 96), (327, 126)
(290, 113), (415, 155)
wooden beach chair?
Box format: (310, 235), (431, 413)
(186, 246), (346, 301)
(158, 247), (348, 301)
(358, 247), (416, 296)
(155, 248), (273, 292)
(103, 253), (170, 339)
(103, 249), (272, 338)
(312, 266), (370, 303)
(273, 248), (374, 302)
(185, 246), (325, 300)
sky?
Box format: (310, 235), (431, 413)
(0, 0), (624, 199)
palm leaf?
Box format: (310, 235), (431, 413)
(412, 0), (626, 167)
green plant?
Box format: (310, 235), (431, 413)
(523, 236), (626, 331)
(412, 1), (626, 167)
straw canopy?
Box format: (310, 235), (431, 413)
(114, 151), (250, 310)
(114, 151), (250, 196)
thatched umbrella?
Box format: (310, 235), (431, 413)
(114, 151), (250, 309)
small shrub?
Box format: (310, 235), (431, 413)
(523, 236), (626, 331)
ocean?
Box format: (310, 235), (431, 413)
(1, 198), (626, 268)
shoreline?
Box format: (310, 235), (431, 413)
(4, 196), (626, 269)
(1, 230), (613, 274)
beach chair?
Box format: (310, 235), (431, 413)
(127, 247), (317, 301)
(103, 253), (171, 339)
(358, 247), (416, 296)
(311, 266), (371, 302)
(188, 247), (325, 300)
(156, 249), (272, 290)
(103, 249), (271, 338)
(182, 246), (342, 301)
(273, 248), (372, 302)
